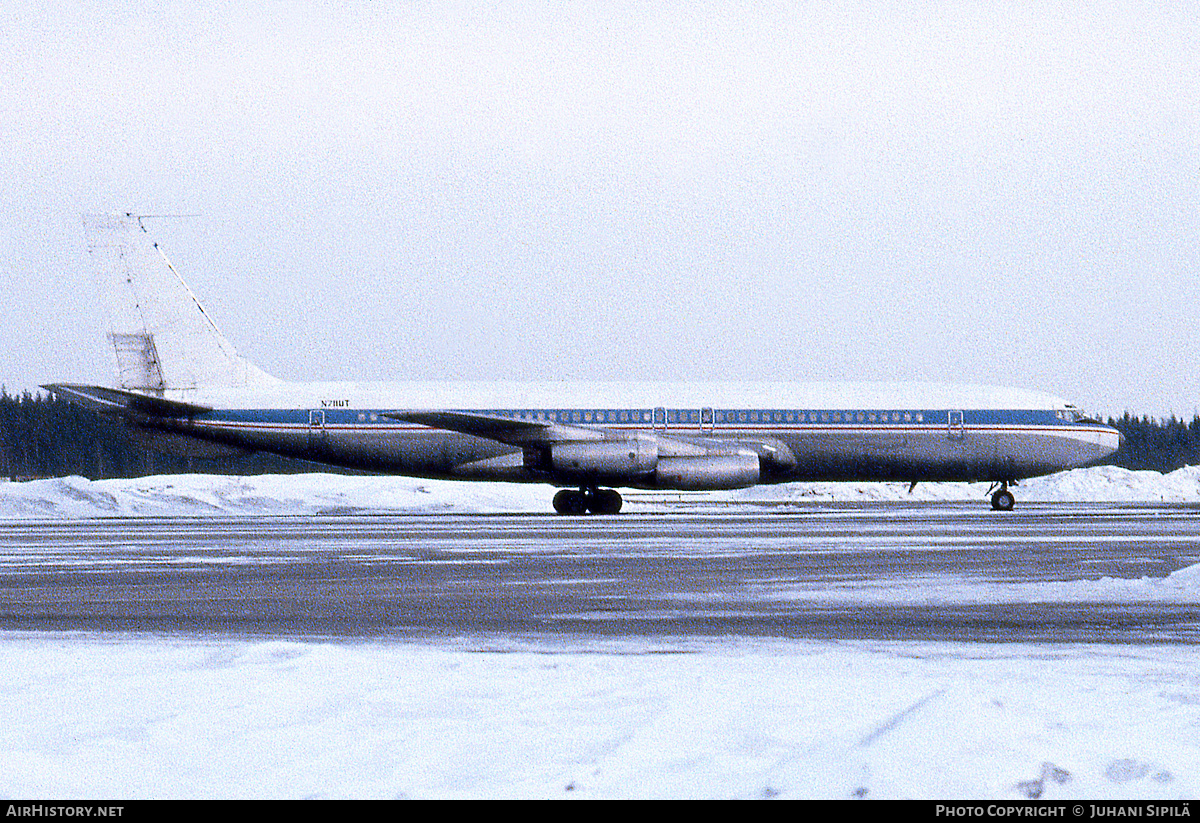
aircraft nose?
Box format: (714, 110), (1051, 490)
(1106, 425), (1124, 457)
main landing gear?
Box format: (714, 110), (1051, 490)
(553, 487), (623, 515)
(989, 481), (1016, 511)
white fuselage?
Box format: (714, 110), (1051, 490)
(145, 379), (1120, 487)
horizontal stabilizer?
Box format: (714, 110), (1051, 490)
(42, 384), (212, 418)
(384, 410), (604, 446)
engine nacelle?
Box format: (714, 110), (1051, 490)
(551, 437), (658, 479)
(654, 453), (760, 490)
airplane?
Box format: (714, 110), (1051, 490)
(45, 214), (1122, 514)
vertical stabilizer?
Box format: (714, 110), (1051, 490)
(83, 214), (281, 393)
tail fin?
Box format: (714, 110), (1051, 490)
(83, 214), (281, 393)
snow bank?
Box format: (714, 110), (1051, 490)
(1, 466), (1199, 518)
(0, 473), (553, 518)
(0, 633), (1194, 799)
(731, 465), (1200, 504)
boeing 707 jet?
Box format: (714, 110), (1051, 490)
(46, 214), (1121, 513)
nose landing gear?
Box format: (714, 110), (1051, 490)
(989, 481), (1016, 511)
(553, 487), (623, 515)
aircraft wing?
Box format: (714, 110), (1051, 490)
(383, 410), (605, 447)
(42, 383), (212, 418)
(386, 410), (794, 467)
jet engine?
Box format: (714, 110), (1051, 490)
(547, 436), (761, 490)
(653, 453), (760, 490)
(550, 437), (658, 478)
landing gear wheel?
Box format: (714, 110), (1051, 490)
(991, 488), (1015, 511)
(587, 489), (623, 515)
(553, 488), (622, 515)
(553, 489), (588, 515)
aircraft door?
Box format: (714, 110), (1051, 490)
(701, 407), (714, 433)
(308, 410), (327, 448)
(948, 410), (964, 441)
(653, 407), (666, 431)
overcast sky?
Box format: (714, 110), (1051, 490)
(3, 1), (1197, 416)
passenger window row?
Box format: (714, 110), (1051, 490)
(359, 409), (935, 425)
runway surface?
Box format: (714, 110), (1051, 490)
(1, 502), (1199, 642)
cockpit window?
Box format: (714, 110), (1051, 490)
(1061, 406), (1098, 424)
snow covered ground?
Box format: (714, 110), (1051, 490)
(2, 467), (1199, 798)
(0, 633), (1196, 800)
(2, 465), (1199, 518)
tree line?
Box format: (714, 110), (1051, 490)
(1106, 412), (1200, 473)
(0, 388), (1197, 480)
(0, 389), (334, 480)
